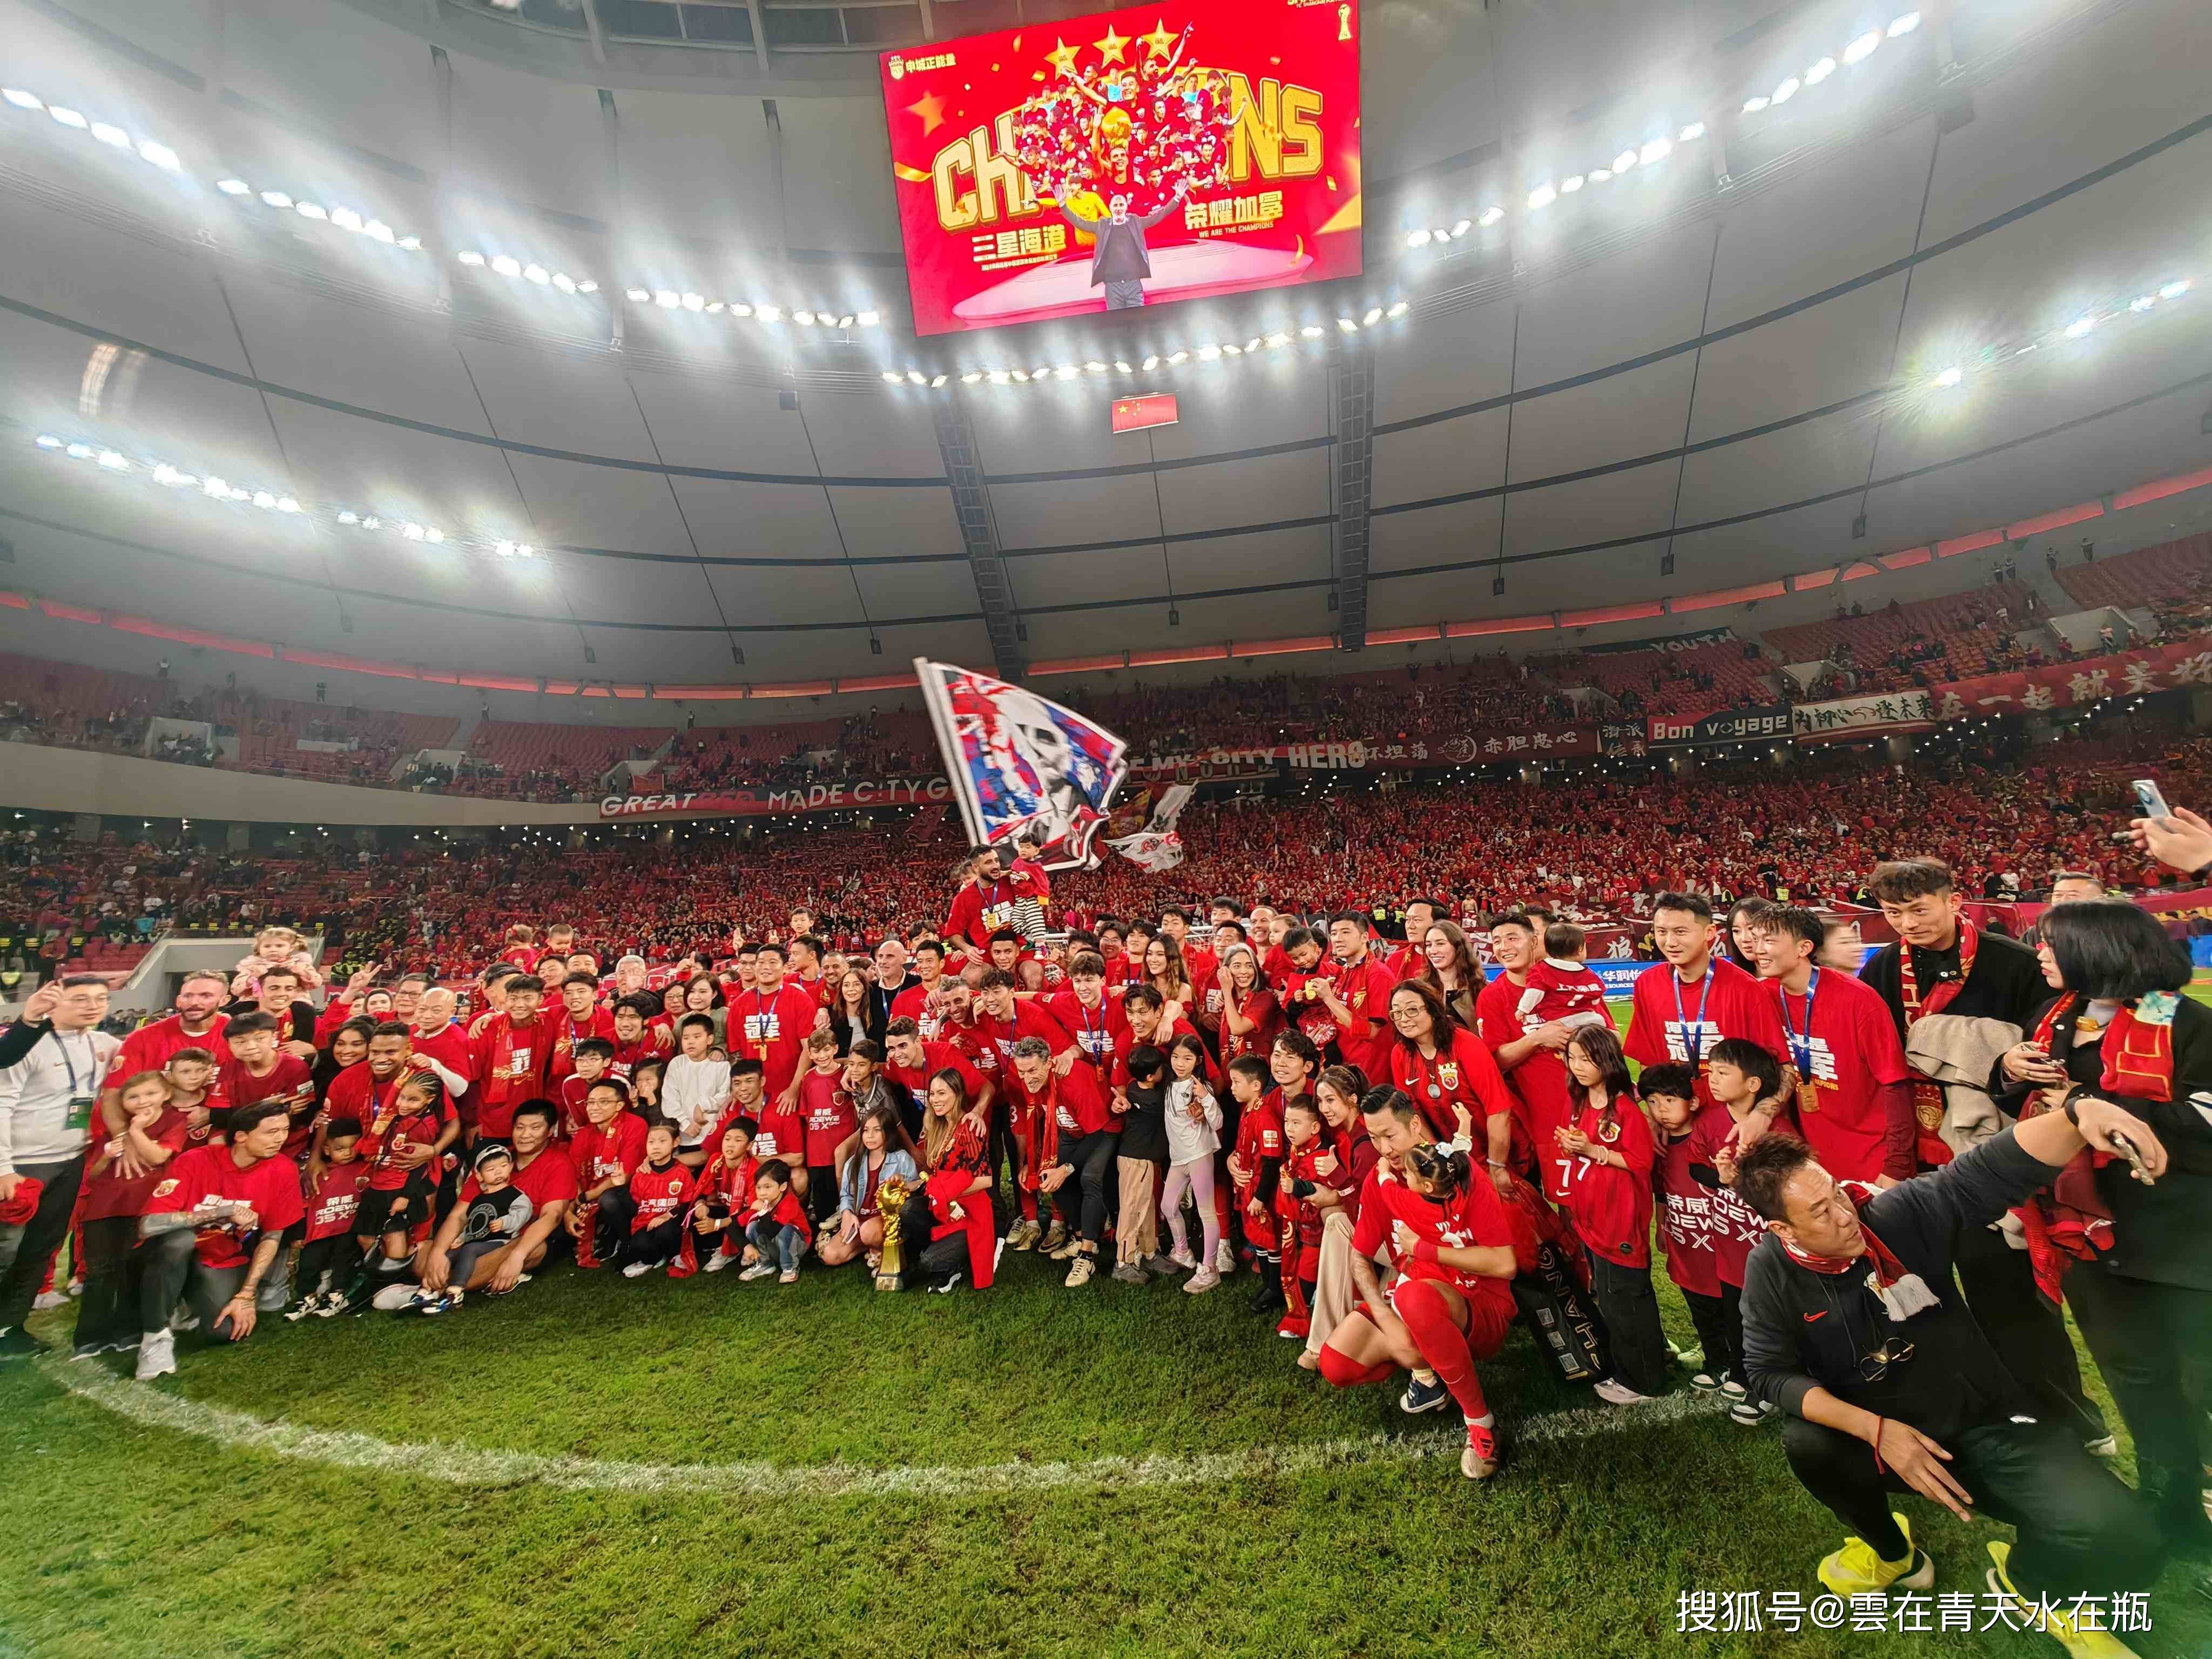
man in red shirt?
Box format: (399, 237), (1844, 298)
(881, 1017), (993, 1137)
(972, 969), (1077, 1076)
(725, 942), (822, 1112)
(891, 940), (953, 1039)
(216, 1011), (316, 1158)
(100, 970), (231, 1129)
(406, 988), (475, 1100)
(1311, 912), (1399, 1081)
(1386, 899), (1441, 980)
(1623, 891), (1786, 1105)
(942, 847), (1019, 976)
(1473, 911), (1580, 1202)
(134, 1099), (305, 1378)
(1751, 906), (1916, 1184)
(1041, 952), (1124, 1082)
(1008, 1036), (1120, 1286)
(545, 976), (617, 1089)
(312, 1023), (415, 1179)
(468, 973), (554, 1143)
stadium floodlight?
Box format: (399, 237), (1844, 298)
(1771, 76), (1802, 104)
(89, 122), (129, 148)
(490, 255), (522, 276)
(1640, 137), (1671, 164)
(1298, 326), (1323, 339)
(1477, 205), (1505, 226)
(1222, 343), (1244, 355)
(930, 374), (948, 388)
(1888, 11), (1921, 35)
(908, 369), (929, 386)
(216, 177), (251, 194)
(96, 449), (127, 470)
(1611, 149), (1638, 172)
(794, 309), (818, 325)
(1085, 360), (1108, 373)
(252, 490), (276, 507)
(1115, 359), (1135, 372)
(1561, 174), (1586, 193)
(1804, 56), (1836, 85)
(1198, 343), (1223, 360)
(881, 370), (904, 384)
(2063, 314), (2095, 339)
(35, 434), (63, 449)
(729, 301), (754, 317)
(2159, 280), (2191, 300)
(259, 189), (293, 208)
(1406, 228), (1431, 248)
(1933, 366), (1963, 388)
(295, 201), (328, 221)
(458, 251), (487, 267)
(1843, 31), (1882, 63)
(857, 310), (880, 326)
(988, 370), (1010, 384)
(136, 139), (180, 169)
(1528, 183), (1557, 209)
(1, 89), (42, 111)
(1385, 301), (1409, 319)
(756, 305), (782, 322)
(47, 105), (88, 129)
(1679, 123), (1706, 141)
(961, 370), (983, 383)
(1167, 349), (1189, 363)
(1741, 95), (1770, 113)
(1361, 306), (1384, 326)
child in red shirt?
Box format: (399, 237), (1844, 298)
(1274, 1094), (1358, 1340)
(677, 1120), (759, 1275)
(738, 1161), (813, 1284)
(289, 1118), (370, 1316)
(569, 1079), (650, 1269)
(1514, 921), (1610, 1035)
(613, 1121), (696, 1277)
(75, 1069), (191, 1357)
(1007, 828), (1053, 947)
(1224, 1053), (1289, 1313)
(1556, 1027), (1669, 1402)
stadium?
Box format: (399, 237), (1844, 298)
(1, 0), (2209, 1653)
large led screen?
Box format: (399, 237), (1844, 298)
(879, 1), (1363, 336)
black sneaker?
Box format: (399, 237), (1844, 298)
(1401, 1374), (1454, 1415)
(927, 1272), (965, 1295)
(0, 1327), (49, 1363)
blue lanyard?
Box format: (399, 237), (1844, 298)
(1671, 969), (1714, 1065)
(1778, 969), (1819, 1076)
(52, 1030), (95, 1096)
(1074, 996), (1108, 1054)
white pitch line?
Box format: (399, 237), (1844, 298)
(40, 1357), (1729, 1499)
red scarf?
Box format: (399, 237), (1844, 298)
(2010, 991), (2176, 1299)
(1778, 1184), (1941, 1318)
(1898, 921), (1977, 1169)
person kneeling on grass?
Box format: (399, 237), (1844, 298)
(395, 1143), (536, 1316)
(738, 1161), (811, 1284)
(615, 1121), (696, 1279)
(893, 1069), (996, 1293)
(1735, 1113), (2168, 1643)
(816, 1105), (919, 1272)
(1317, 1102), (1518, 1481)
(677, 1118), (757, 1275)
(134, 1100), (306, 1379)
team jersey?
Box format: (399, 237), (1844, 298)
(890, 979), (951, 1041)
(1474, 970), (1576, 1201)
(883, 1041), (990, 1121)
(363, 1095), (454, 1195)
(1557, 1097), (1656, 1269)
(104, 1013), (231, 1084)
(1350, 1164), (1516, 1318)
(1655, 1104), (1776, 1294)
(1232, 1094), (1285, 1207)
(799, 1069), (858, 1166)
(748, 1186), (814, 1245)
(1004, 1054), (1116, 1151)
(1322, 954), (1399, 1080)
(1041, 989), (1125, 1074)
(973, 1002), (1076, 1073)
(724, 982), (820, 1099)
(1762, 969), (1914, 1183)
(323, 1065), (409, 1149)
(469, 1014), (556, 1139)
(304, 1158), (373, 1242)
(570, 1112), (650, 1193)
(943, 876), (1019, 951)
(627, 1159), (697, 1230)
(1623, 957), (1787, 1105)
(217, 1054), (318, 1157)
(141, 1143), (306, 1269)
(80, 1105), (191, 1222)
(1215, 987), (1284, 1065)
(1388, 1027), (1516, 1142)
(546, 1007), (617, 1083)
(1276, 1136), (1357, 1246)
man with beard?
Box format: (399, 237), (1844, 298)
(100, 969), (232, 1129)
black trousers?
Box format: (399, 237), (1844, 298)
(1953, 1220), (2107, 1442)
(1051, 1130), (1119, 1245)
(1589, 1255), (1671, 1397)
(1782, 1414), (2163, 1598)
(0, 1151), (85, 1332)
(138, 1228), (249, 1339)
(295, 1234), (358, 1298)
(75, 1214), (146, 1350)
(594, 1188), (638, 1260)
(895, 1191), (970, 1284)
(611, 1217), (682, 1270)
(2066, 1263), (2210, 1530)
(1682, 1283), (1743, 1385)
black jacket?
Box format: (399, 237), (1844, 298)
(1859, 930), (2049, 1043)
(1988, 992), (2212, 1291)
(1742, 1131), (2060, 1441)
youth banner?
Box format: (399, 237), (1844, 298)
(915, 658), (1130, 870)
(878, 0), (1364, 335)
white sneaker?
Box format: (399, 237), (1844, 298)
(1168, 1247), (1198, 1271)
(134, 1328), (177, 1381)
(31, 1290), (69, 1312)
(371, 1283), (420, 1312)
(704, 1250), (734, 1273)
(621, 1261), (652, 1278)
(1183, 1266), (1220, 1295)
(778, 1270), (799, 1285)
(1594, 1378), (1654, 1406)
(1215, 1239), (1236, 1274)
(738, 1261), (776, 1282)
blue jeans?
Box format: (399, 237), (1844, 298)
(747, 1218), (805, 1272)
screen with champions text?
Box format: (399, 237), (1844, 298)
(879, 1), (1364, 337)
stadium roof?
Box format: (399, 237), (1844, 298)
(1, 0), (2209, 713)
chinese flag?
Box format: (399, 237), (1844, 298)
(1111, 393), (1179, 434)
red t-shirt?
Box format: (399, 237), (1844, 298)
(323, 1065), (406, 1142)
(363, 1094), (454, 1195)
(883, 1041), (989, 1121)
(105, 1013), (231, 1084)
(570, 1112), (649, 1193)
(725, 982), (821, 1100)
(460, 1144), (578, 1215)
(1351, 1165), (1516, 1318)
(142, 1143), (306, 1268)
(218, 1054), (318, 1158)
(628, 1159), (697, 1230)
(943, 876), (1018, 950)
(470, 1014), (556, 1139)
(1389, 1027), (1516, 1142)
(1763, 969), (1913, 1184)
(973, 1002), (1075, 1073)
(890, 979), (949, 1041)
(1232, 1094), (1285, 1206)
(750, 1186), (814, 1246)
(1326, 954), (1400, 1080)
(1007, 1055), (1115, 1145)
(304, 1158), (373, 1242)
(1006, 856), (1051, 904)
(1042, 989), (1125, 1075)
(799, 1069), (858, 1166)
(1109, 1015), (1213, 1088)
(1216, 987), (1284, 1066)
(1558, 1096), (1656, 1269)
(1474, 970), (1576, 1201)
(546, 1008), (617, 1083)
(80, 1105), (191, 1221)
(1623, 958), (1787, 1107)
(1682, 1104), (1775, 1291)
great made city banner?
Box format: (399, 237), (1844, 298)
(878, 0), (1364, 335)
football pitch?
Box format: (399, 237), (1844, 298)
(2, 999), (2206, 1659)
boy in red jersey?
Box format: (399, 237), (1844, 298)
(613, 1121), (696, 1277)
(568, 1078), (649, 1267)
(737, 1160), (813, 1284)
(286, 1117), (368, 1317)
(338, 1071), (457, 1308)
(547, 976), (617, 1088)
(1225, 1049), (1290, 1311)
(1513, 921), (1610, 1034)
(798, 1033), (860, 1223)
(678, 1118), (759, 1275)
(1274, 1095), (1357, 1341)
(469, 974), (554, 1143)
(1007, 828), (1053, 947)
(557, 1039), (616, 1138)
(215, 1012), (316, 1156)
(500, 925), (542, 973)
(73, 1070), (191, 1358)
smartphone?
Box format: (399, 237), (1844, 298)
(2133, 778), (2173, 821)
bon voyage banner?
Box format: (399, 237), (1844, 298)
(879, 0), (1364, 335)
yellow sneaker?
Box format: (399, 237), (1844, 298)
(1817, 1514), (1933, 1597)
(1985, 1542), (2141, 1659)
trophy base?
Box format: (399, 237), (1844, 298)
(873, 1271), (905, 1292)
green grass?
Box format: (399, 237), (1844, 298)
(1, 995), (2205, 1658)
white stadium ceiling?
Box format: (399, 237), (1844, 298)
(0, 0), (2209, 723)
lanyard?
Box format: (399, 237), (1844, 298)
(1778, 969), (1820, 1076)
(52, 1030), (96, 1096)
(1671, 969), (1714, 1065)
(1074, 995), (1108, 1055)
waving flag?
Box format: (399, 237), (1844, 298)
(1107, 781), (1194, 872)
(915, 659), (1129, 871)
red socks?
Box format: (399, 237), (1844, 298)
(1394, 1279), (1491, 1421)
(1318, 1345), (1395, 1390)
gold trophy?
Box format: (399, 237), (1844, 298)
(873, 1176), (912, 1292)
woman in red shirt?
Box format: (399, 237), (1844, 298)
(1387, 980), (1518, 1172)
(1214, 943), (1283, 1066)
(1556, 1024), (1671, 1402)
